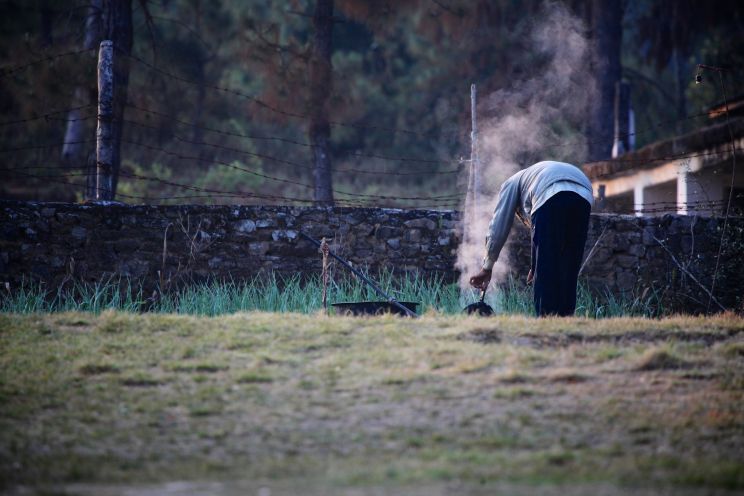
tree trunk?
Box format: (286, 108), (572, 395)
(309, 0), (334, 206)
(61, 0), (102, 195)
(588, 0), (622, 162)
(102, 0), (133, 199)
(192, 0), (206, 145)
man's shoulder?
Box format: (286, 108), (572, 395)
(502, 171), (523, 189)
(530, 160), (578, 170)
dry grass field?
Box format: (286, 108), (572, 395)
(1, 312), (743, 495)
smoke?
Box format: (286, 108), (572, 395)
(456, 2), (596, 289)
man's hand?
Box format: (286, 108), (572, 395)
(526, 269), (534, 285)
(469, 268), (492, 290)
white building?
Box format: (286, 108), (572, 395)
(582, 107), (744, 217)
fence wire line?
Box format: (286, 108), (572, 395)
(7, 163), (743, 212)
(5, 166), (744, 213)
(609, 206), (743, 215)
(0, 40), (733, 154)
(10, 170), (334, 204)
(2, 50), (737, 163)
(2, 139), (739, 206)
(122, 104), (731, 171)
(0, 136), (464, 205)
(0, 138), (97, 153)
(6, 165), (740, 210)
(3, 136), (741, 174)
(123, 50), (467, 141)
(125, 49), (741, 153)
(2, 44), (742, 209)
(2, 166), (464, 208)
(118, 138), (464, 202)
(126, 49), (735, 150)
(113, 98), (740, 174)
(4, 165), (464, 206)
(0, 104), (97, 128)
(120, 116), (461, 176)
(124, 103), (459, 169)
(2, 167), (461, 209)
(8, 169), (738, 214)
(0, 47), (96, 79)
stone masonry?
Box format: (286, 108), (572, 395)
(1, 201), (742, 311)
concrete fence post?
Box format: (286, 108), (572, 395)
(612, 81), (631, 158)
(96, 40), (114, 201)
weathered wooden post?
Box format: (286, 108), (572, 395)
(96, 40), (114, 201)
(470, 83), (480, 224)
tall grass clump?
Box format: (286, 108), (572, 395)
(1, 272), (666, 317)
(0, 280), (48, 313)
(0, 278), (144, 314)
(575, 284), (665, 318)
(156, 271), (465, 316)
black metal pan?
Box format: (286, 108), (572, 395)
(463, 288), (494, 316)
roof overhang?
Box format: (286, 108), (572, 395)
(582, 117), (744, 182)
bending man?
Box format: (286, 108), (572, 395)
(469, 161), (594, 316)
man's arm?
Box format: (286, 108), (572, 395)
(469, 177), (520, 290)
(482, 177), (520, 270)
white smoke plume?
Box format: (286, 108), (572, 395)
(456, 2), (596, 289)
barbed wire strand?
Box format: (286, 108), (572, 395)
(0, 47), (96, 79)
(2, 48), (742, 212)
(118, 138), (464, 201)
(0, 104), (97, 128)
(124, 103), (459, 168)
(125, 50), (740, 153)
(7, 166), (741, 211)
(120, 117), (461, 176)
(1, 167), (462, 209)
(0, 138), (97, 153)
(122, 50), (466, 141)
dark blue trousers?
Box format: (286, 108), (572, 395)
(531, 191), (591, 317)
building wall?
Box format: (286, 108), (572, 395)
(642, 179), (676, 215)
(1, 201), (742, 312)
(593, 154), (744, 217)
(681, 167), (724, 215)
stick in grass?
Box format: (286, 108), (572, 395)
(579, 225), (609, 276)
(652, 235), (726, 312)
(320, 237), (330, 313)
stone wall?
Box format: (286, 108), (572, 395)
(0, 202), (460, 290)
(509, 214), (744, 311)
(1, 201), (742, 311)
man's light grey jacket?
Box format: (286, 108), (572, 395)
(482, 161), (594, 271)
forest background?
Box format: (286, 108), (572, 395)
(0, 0), (742, 208)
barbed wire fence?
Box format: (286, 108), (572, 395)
(0, 40), (741, 215)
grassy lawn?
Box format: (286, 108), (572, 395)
(1, 311), (743, 495)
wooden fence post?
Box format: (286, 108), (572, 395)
(96, 40), (114, 201)
(470, 83), (480, 222)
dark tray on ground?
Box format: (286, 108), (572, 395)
(332, 301), (419, 316)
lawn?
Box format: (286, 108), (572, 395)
(1, 311), (743, 495)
